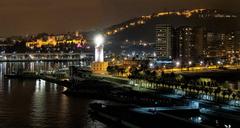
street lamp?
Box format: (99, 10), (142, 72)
(149, 63), (154, 68)
(217, 61), (223, 68)
(188, 61), (192, 71)
(176, 61), (180, 67)
(200, 61), (204, 66)
(188, 61), (192, 66)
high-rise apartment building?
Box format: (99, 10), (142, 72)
(155, 24), (173, 59)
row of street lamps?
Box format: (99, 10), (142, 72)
(174, 60), (223, 67)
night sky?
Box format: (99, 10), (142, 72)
(0, 0), (239, 37)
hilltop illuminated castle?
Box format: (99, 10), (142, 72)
(26, 32), (87, 49)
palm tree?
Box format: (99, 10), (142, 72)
(232, 93), (237, 100)
(181, 84), (187, 92)
(214, 87), (221, 97)
(204, 87), (209, 95)
(149, 71), (157, 88)
(199, 85), (205, 94)
(170, 72), (176, 78)
(161, 71), (165, 78)
(188, 85), (194, 92)
(119, 67), (126, 77)
(151, 71), (157, 82)
(143, 69), (151, 81)
(227, 88), (233, 100)
(232, 93), (237, 106)
(209, 87), (214, 96)
(237, 90), (240, 100)
(222, 90), (227, 101)
(171, 79), (178, 89)
(107, 66), (117, 75)
(196, 86), (201, 95)
(129, 67), (141, 85)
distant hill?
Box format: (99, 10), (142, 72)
(103, 9), (240, 53)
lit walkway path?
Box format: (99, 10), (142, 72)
(96, 74), (240, 121)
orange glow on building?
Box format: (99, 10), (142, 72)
(26, 35), (87, 49)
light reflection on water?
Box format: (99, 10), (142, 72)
(1, 61), (83, 74)
(0, 62), (107, 128)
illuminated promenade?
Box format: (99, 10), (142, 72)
(0, 52), (93, 62)
(160, 65), (240, 73)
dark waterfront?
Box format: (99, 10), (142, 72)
(2, 62), (240, 128)
(0, 62), (108, 128)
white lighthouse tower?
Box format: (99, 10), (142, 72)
(91, 34), (108, 74)
(94, 34), (104, 62)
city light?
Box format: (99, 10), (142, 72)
(94, 34), (104, 47)
(105, 9), (207, 36)
(26, 35), (87, 49)
(189, 61), (192, 66)
(29, 54), (34, 59)
(149, 63), (154, 68)
(176, 61), (180, 67)
(0, 2), (240, 128)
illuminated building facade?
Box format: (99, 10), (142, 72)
(155, 24), (173, 59)
(175, 27), (206, 65)
(206, 32), (236, 64)
(26, 34), (87, 49)
(235, 31), (240, 63)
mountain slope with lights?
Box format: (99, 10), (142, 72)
(103, 9), (240, 53)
